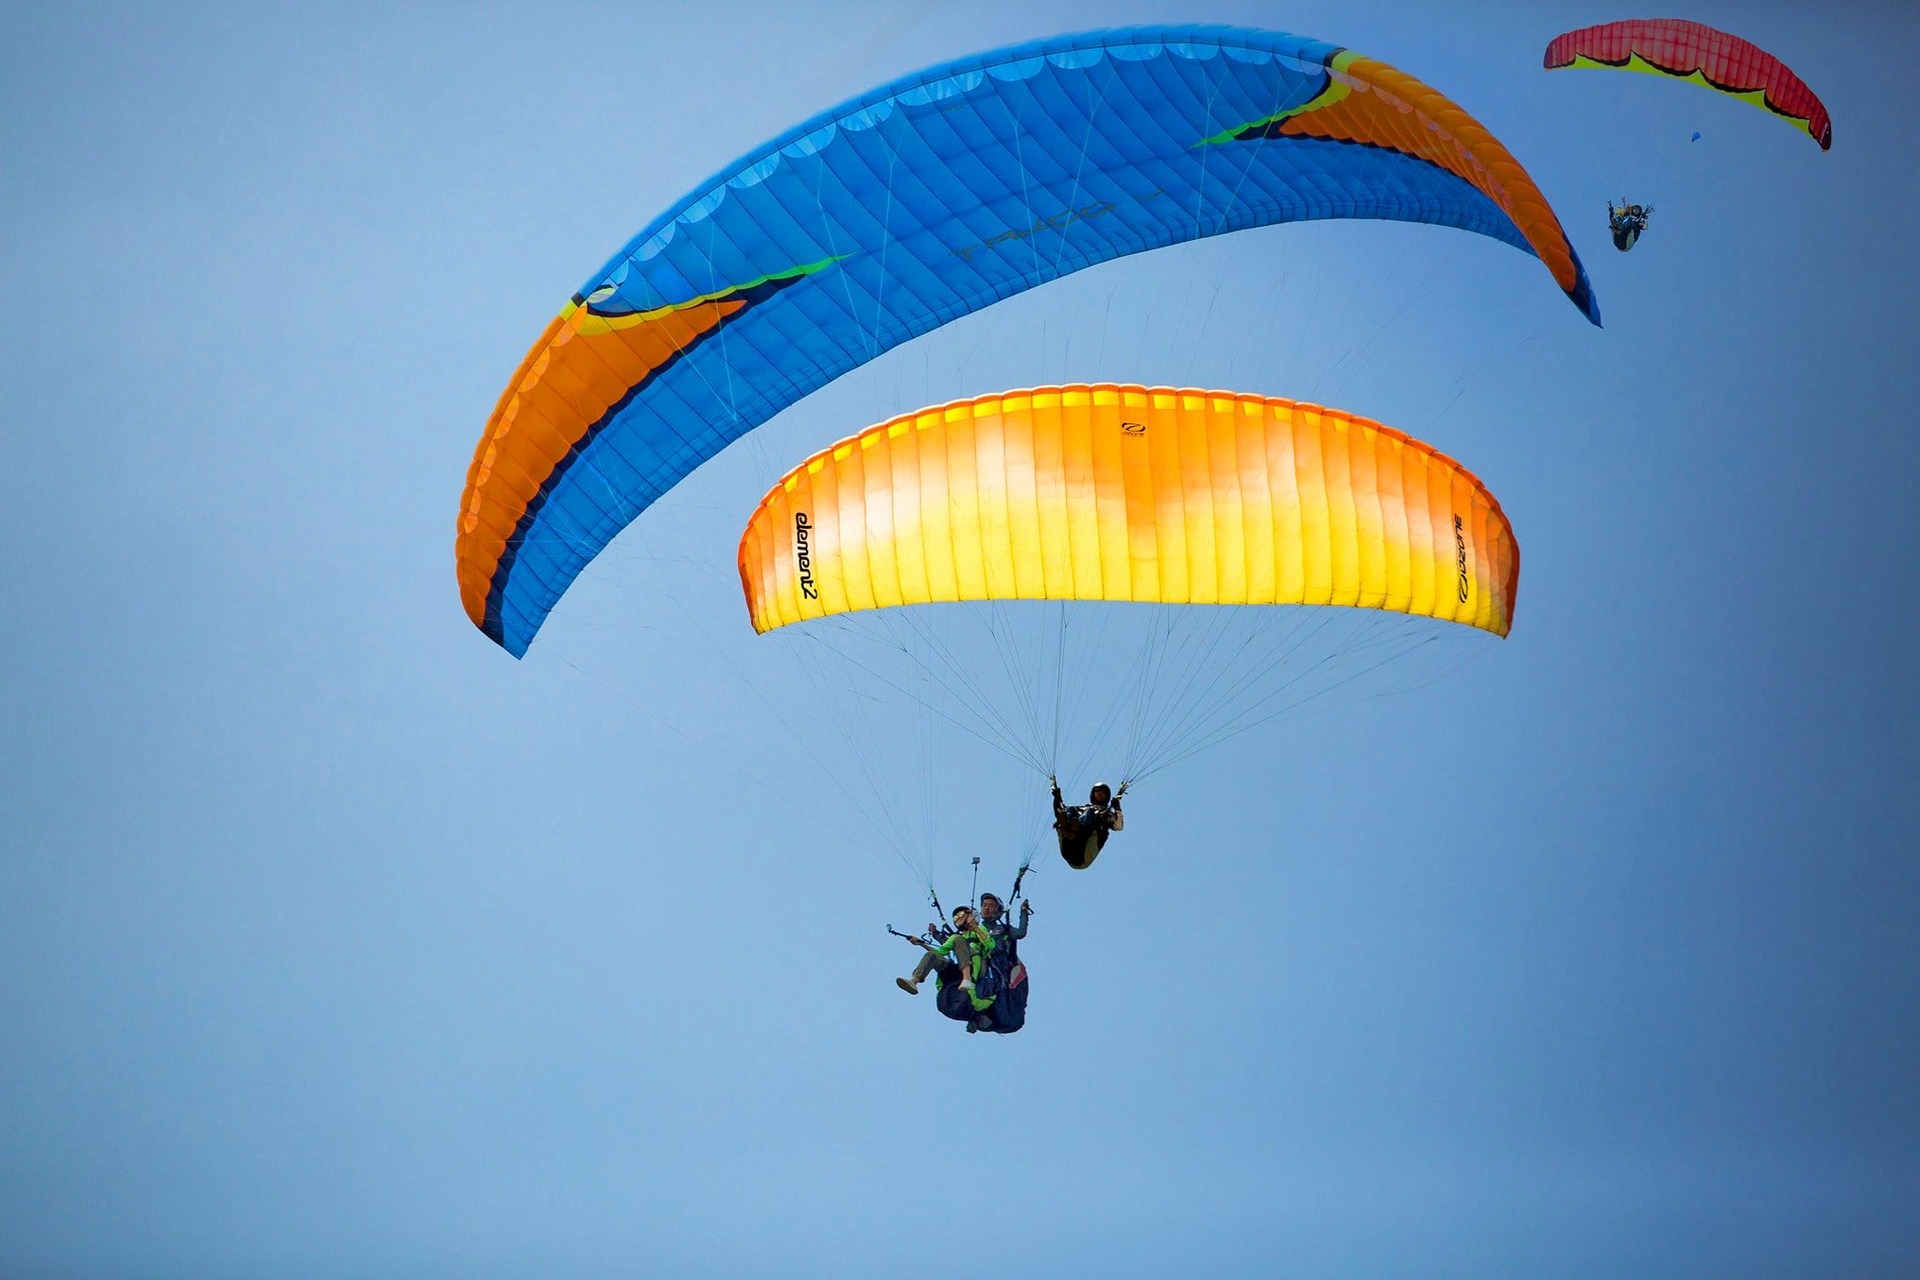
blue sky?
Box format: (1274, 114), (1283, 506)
(3, 2), (1915, 1275)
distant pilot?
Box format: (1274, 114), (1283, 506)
(1609, 199), (1652, 252)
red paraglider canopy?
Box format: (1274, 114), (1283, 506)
(1545, 19), (1831, 150)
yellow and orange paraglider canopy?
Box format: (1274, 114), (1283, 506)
(738, 385), (1517, 639)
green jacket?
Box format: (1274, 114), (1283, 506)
(931, 926), (996, 1010)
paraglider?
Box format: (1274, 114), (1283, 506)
(458, 26), (1593, 660)
(1053, 779), (1124, 871)
(1608, 199), (1652, 251)
(1545, 20), (1831, 150)
(739, 385), (1520, 854)
(976, 893), (1029, 970)
(894, 903), (1027, 1033)
(975, 893), (1031, 1033)
(898, 904), (992, 997)
(749, 385), (1522, 1002)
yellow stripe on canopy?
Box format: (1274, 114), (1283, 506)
(737, 386), (1517, 637)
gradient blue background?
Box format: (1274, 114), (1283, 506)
(3, 2), (1914, 1275)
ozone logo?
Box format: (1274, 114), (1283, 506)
(1121, 421), (1147, 436)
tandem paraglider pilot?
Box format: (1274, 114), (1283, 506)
(894, 895), (1035, 1034)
